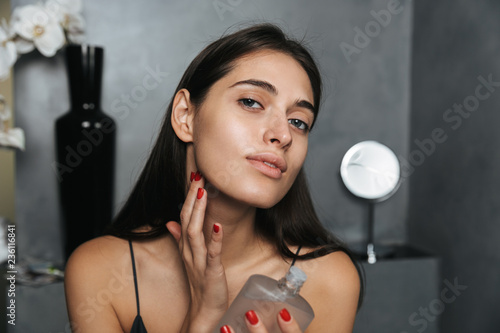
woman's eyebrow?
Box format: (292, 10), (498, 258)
(229, 79), (278, 95)
(229, 79), (315, 114)
(295, 99), (315, 116)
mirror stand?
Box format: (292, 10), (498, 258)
(367, 201), (376, 264)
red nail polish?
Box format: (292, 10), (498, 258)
(213, 224), (220, 233)
(194, 171), (202, 181)
(190, 172), (195, 181)
(279, 308), (291, 322)
(245, 310), (259, 325)
(220, 325), (231, 333)
(197, 188), (204, 199)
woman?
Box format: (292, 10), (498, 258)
(64, 23), (362, 333)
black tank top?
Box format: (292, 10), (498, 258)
(128, 241), (302, 333)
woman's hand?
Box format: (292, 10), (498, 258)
(220, 308), (303, 333)
(166, 172), (228, 333)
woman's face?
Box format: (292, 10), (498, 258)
(192, 50), (315, 208)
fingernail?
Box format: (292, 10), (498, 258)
(213, 224), (220, 233)
(245, 310), (259, 325)
(220, 325), (231, 333)
(197, 188), (204, 199)
(194, 171), (202, 181)
(190, 172), (195, 182)
(279, 308), (291, 322)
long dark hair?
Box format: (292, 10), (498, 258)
(106, 23), (363, 307)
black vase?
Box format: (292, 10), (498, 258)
(55, 45), (116, 261)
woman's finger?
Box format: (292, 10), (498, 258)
(219, 324), (234, 333)
(165, 221), (181, 242)
(179, 172), (205, 259)
(277, 308), (302, 333)
(221, 309), (303, 333)
(180, 172), (205, 235)
(244, 310), (268, 333)
(244, 308), (303, 333)
(206, 223), (223, 275)
(187, 186), (209, 267)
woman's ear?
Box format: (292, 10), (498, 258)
(171, 89), (195, 143)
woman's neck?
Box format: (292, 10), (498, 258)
(201, 188), (270, 269)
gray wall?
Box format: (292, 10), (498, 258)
(13, 0), (412, 261)
(409, 0), (500, 332)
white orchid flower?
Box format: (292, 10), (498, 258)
(0, 127), (26, 151)
(13, 35), (36, 55)
(1, 17), (35, 56)
(0, 94), (25, 151)
(45, 0), (85, 43)
(0, 127), (25, 151)
(0, 22), (17, 81)
(12, 4), (65, 57)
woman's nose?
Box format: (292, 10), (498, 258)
(263, 114), (292, 149)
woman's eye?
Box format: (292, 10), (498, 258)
(289, 119), (309, 131)
(239, 98), (262, 109)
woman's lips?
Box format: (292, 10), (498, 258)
(246, 153), (287, 179)
(247, 159), (283, 179)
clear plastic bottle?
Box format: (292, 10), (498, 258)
(214, 266), (314, 333)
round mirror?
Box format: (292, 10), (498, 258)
(340, 140), (400, 202)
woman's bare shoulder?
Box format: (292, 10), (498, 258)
(297, 250), (361, 333)
(64, 233), (185, 332)
(63, 236), (135, 331)
(308, 249), (359, 280)
(297, 249), (360, 293)
(66, 236), (129, 269)
(64, 236), (132, 289)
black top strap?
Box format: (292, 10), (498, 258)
(290, 245), (302, 267)
(129, 240), (141, 316)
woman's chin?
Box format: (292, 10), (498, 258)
(253, 201), (278, 209)
(238, 193), (284, 209)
